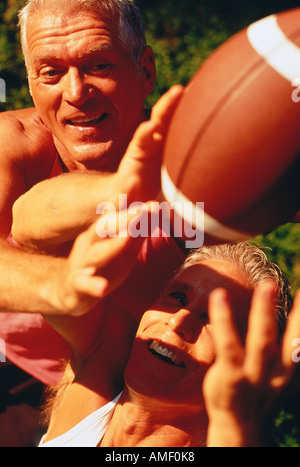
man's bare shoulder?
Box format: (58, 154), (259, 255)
(0, 107), (55, 158)
(0, 107), (58, 184)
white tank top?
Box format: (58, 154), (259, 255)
(39, 393), (122, 447)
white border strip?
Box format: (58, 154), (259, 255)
(247, 14), (300, 83)
(161, 166), (251, 242)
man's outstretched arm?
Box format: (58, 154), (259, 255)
(0, 238), (67, 314)
(0, 87), (183, 316)
(12, 86), (184, 253)
(0, 215), (140, 318)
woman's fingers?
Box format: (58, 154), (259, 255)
(208, 288), (244, 365)
(244, 281), (279, 384)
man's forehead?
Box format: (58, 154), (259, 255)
(26, 10), (122, 58)
(26, 8), (118, 38)
(31, 43), (116, 65)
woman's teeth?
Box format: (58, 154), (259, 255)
(149, 341), (185, 367)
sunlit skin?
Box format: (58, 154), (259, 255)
(124, 260), (253, 407)
(100, 260), (254, 446)
(40, 238), (300, 447)
(42, 259), (253, 447)
(26, 9), (156, 172)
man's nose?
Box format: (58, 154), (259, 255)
(62, 68), (94, 105)
(168, 309), (200, 343)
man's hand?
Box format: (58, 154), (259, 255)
(204, 282), (300, 447)
(117, 85), (184, 203)
(12, 86), (184, 253)
(53, 204), (154, 317)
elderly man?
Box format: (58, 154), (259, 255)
(1, 0), (156, 239)
(0, 0), (186, 447)
(0, 0), (186, 393)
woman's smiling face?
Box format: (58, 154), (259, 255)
(124, 259), (253, 411)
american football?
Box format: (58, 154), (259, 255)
(162, 8), (300, 244)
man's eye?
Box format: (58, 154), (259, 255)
(39, 69), (63, 83)
(87, 63), (113, 75)
(46, 70), (60, 76)
(168, 292), (187, 307)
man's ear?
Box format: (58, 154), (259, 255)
(140, 46), (156, 98)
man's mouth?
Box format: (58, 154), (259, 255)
(66, 113), (108, 126)
(148, 341), (185, 368)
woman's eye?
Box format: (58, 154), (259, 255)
(95, 64), (109, 70)
(168, 292), (187, 307)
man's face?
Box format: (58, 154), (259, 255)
(27, 9), (155, 171)
(125, 259), (253, 412)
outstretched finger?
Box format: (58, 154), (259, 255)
(122, 84), (184, 161)
(84, 203), (157, 294)
(150, 84), (185, 137)
(244, 281), (279, 384)
(117, 85), (184, 201)
(73, 272), (110, 299)
(208, 288), (244, 365)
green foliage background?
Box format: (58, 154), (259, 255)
(0, 0), (299, 447)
